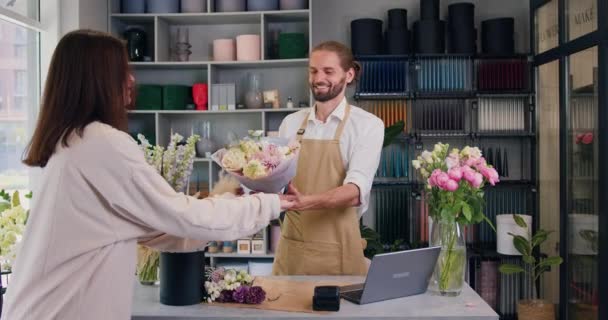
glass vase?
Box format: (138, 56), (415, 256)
(137, 245), (160, 285)
(244, 73), (263, 109)
(428, 219), (466, 296)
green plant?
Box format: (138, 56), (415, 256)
(360, 224), (383, 259)
(383, 121), (405, 148)
(499, 214), (563, 299)
(0, 189), (32, 270)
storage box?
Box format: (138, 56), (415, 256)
(136, 85), (163, 110)
(162, 85), (192, 110)
(237, 239), (251, 254)
(211, 83), (236, 111)
(251, 239), (265, 254)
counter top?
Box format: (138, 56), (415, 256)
(132, 276), (498, 320)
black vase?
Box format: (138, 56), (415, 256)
(124, 27), (147, 62)
(159, 251), (206, 306)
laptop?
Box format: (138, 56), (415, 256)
(340, 246), (441, 304)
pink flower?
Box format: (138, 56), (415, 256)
(448, 167), (463, 181)
(428, 169), (443, 187)
(469, 172), (483, 188)
(581, 133), (593, 145)
(444, 179), (459, 192)
(435, 172), (450, 188)
(445, 153), (460, 169)
(480, 166), (500, 186)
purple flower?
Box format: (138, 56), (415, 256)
(232, 285), (250, 303)
(210, 267), (225, 283)
(246, 286), (266, 304)
(216, 290), (234, 303)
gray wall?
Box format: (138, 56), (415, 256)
(60, 0), (108, 35)
(311, 0), (530, 53)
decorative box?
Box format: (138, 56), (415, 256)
(251, 239), (265, 254)
(237, 239), (252, 254)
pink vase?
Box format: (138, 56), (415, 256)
(236, 34), (261, 61)
(213, 39), (236, 61)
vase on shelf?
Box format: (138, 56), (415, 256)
(244, 73), (264, 109)
(195, 121), (216, 158)
(428, 218), (466, 297)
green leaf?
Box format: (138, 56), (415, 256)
(25, 191), (33, 199)
(462, 203), (472, 222)
(383, 121), (405, 147)
(538, 256), (563, 268)
(0, 202), (9, 213)
(483, 215), (497, 233)
(499, 264), (525, 274)
(0, 189), (9, 202)
(531, 230), (553, 249)
(11, 190), (20, 207)
(513, 214), (528, 228)
(522, 255), (536, 265)
(511, 234), (531, 256)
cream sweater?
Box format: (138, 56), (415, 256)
(2, 122), (280, 320)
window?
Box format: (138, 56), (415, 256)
(0, 17), (39, 191)
(535, 0), (558, 54)
(1, 0), (39, 21)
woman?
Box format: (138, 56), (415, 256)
(1, 30), (294, 320)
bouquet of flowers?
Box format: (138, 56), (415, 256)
(204, 267), (266, 304)
(412, 143), (499, 295)
(212, 131), (300, 193)
(0, 190), (31, 271)
(135, 133), (200, 284)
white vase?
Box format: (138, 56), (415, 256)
(496, 214), (532, 255)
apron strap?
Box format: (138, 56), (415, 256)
(296, 112), (310, 142)
(333, 105), (352, 140)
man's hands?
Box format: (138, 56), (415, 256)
(279, 194), (298, 211)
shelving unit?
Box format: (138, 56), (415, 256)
(109, 0), (312, 268)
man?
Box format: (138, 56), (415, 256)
(272, 41), (384, 275)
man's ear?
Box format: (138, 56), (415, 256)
(346, 67), (355, 84)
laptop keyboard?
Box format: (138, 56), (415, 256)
(341, 289), (363, 302)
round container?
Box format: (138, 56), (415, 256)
(159, 251), (205, 306)
(387, 8), (407, 29)
(147, 0), (179, 13)
(124, 27), (147, 62)
(351, 18), (383, 55)
(496, 214), (532, 255)
(481, 17), (515, 55)
(247, 0), (279, 11)
(278, 32), (307, 59)
(236, 34), (261, 61)
(420, 0), (439, 20)
(122, 0), (145, 13)
(413, 20), (446, 54)
(569, 214), (598, 255)
(181, 0), (207, 12)
(214, 0), (246, 12)
(279, 0), (307, 10)
(213, 38), (236, 61)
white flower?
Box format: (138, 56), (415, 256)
(420, 168), (429, 178)
(421, 151), (434, 164)
(248, 130), (264, 138)
(240, 140), (261, 158)
(433, 143), (443, 153)
(221, 149), (247, 171)
(412, 160), (421, 170)
(469, 147), (482, 159)
(243, 160), (268, 179)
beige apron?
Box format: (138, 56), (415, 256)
(272, 105), (367, 275)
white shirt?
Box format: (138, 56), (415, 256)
(279, 98), (384, 216)
(2, 122), (280, 320)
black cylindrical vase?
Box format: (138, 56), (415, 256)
(385, 29), (411, 54)
(388, 8), (408, 29)
(420, 0), (439, 20)
(351, 18), (384, 55)
(481, 17), (515, 55)
(448, 3), (476, 54)
(159, 251), (205, 306)
(414, 20), (445, 53)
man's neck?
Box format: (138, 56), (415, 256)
(315, 95), (345, 123)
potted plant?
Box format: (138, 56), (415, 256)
(412, 143), (499, 296)
(499, 214), (563, 320)
(0, 189), (31, 317)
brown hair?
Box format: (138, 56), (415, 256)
(311, 41), (362, 86)
(23, 29), (132, 167)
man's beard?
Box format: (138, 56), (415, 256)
(310, 77), (346, 102)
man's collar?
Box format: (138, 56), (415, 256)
(309, 97), (347, 123)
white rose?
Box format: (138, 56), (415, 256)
(221, 149), (247, 171)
